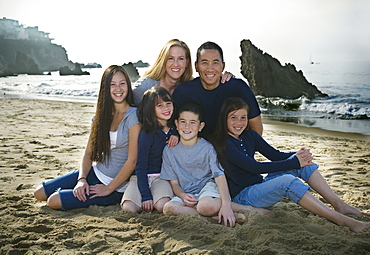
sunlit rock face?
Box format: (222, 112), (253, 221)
(240, 39), (327, 99)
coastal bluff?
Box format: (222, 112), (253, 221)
(240, 39), (327, 99)
(0, 38), (73, 75)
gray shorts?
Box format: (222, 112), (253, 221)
(170, 181), (220, 204)
(121, 175), (173, 207)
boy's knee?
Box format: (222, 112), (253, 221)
(47, 193), (62, 210)
(163, 201), (177, 216)
(197, 199), (219, 216)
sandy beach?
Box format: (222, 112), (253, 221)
(1, 98), (369, 255)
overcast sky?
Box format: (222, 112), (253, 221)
(1, 0), (369, 75)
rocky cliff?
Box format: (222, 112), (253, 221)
(240, 39), (327, 99)
(0, 38), (74, 75)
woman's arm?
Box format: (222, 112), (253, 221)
(248, 115), (263, 136)
(220, 71), (235, 83)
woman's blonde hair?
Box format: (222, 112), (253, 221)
(144, 39), (192, 84)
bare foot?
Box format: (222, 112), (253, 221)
(240, 205), (272, 216)
(336, 203), (370, 216)
(349, 221), (370, 233)
(234, 213), (247, 224)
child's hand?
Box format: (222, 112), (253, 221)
(182, 193), (198, 207)
(89, 184), (112, 199)
(142, 200), (154, 212)
(295, 147), (314, 167)
(218, 205), (236, 227)
(167, 135), (179, 148)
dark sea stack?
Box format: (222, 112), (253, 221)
(59, 63), (89, 75)
(240, 39), (327, 99)
(122, 62), (140, 82)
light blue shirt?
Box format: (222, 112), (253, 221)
(95, 107), (139, 180)
(160, 138), (224, 194)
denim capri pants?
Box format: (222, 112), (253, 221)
(232, 164), (318, 208)
(42, 168), (123, 210)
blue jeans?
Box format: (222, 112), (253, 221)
(42, 169), (123, 210)
(232, 164), (318, 208)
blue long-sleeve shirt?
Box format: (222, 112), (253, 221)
(135, 127), (176, 202)
(172, 77), (261, 140)
(225, 130), (300, 198)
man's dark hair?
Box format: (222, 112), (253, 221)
(196, 41), (224, 62)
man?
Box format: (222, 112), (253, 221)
(172, 41), (263, 140)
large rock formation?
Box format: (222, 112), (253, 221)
(0, 38), (74, 75)
(240, 39), (327, 99)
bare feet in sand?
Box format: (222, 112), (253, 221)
(348, 220), (370, 233)
(243, 206), (274, 217)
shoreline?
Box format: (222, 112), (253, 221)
(262, 118), (370, 142)
(1, 98), (369, 254)
(2, 95), (369, 138)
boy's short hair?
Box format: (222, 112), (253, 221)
(178, 101), (204, 122)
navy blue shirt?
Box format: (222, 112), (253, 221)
(225, 130), (300, 198)
(172, 77), (261, 140)
(135, 127), (176, 202)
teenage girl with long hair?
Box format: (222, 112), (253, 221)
(34, 65), (141, 210)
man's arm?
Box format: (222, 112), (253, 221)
(248, 115), (263, 136)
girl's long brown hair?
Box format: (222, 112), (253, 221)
(211, 97), (250, 171)
(90, 65), (134, 163)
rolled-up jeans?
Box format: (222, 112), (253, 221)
(42, 168), (123, 210)
(232, 163), (318, 208)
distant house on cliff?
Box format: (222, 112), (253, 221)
(0, 17), (51, 42)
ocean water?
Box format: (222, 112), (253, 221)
(1, 62), (369, 135)
(259, 61), (370, 135)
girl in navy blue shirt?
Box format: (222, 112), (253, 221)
(212, 97), (369, 232)
(121, 86), (178, 213)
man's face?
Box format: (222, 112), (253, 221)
(195, 49), (225, 89)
